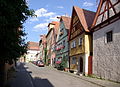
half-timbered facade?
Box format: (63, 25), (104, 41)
(92, 0), (120, 82)
(69, 6), (95, 75)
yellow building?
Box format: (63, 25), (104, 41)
(68, 6), (95, 75)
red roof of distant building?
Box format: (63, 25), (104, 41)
(27, 41), (39, 51)
(60, 16), (71, 29)
(47, 21), (60, 37)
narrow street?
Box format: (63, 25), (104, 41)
(25, 63), (101, 87)
(26, 64), (99, 87)
(9, 63), (120, 87)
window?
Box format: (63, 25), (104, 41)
(106, 31), (113, 43)
(72, 57), (76, 64)
(73, 41), (76, 47)
(71, 40), (76, 48)
(79, 37), (82, 46)
(71, 42), (73, 48)
(60, 28), (64, 36)
(63, 40), (65, 47)
(71, 42), (74, 48)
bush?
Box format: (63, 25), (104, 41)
(56, 56), (67, 70)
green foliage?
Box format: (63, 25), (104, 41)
(0, 0), (34, 61)
(57, 56), (68, 70)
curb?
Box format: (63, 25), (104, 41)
(46, 66), (109, 87)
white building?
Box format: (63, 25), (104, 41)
(92, 0), (120, 82)
(26, 41), (40, 62)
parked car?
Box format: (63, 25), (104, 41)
(36, 60), (44, 67)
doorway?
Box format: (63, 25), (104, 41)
(79, 57), (83, 73)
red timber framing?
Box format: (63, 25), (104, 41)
(91, 0), (120, 31)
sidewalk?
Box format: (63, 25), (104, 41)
(7, 63), (34, 87)
(47, 66), (120, 87)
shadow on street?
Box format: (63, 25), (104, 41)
(33, 77), (54, 87)
(12, 62), (54, 87)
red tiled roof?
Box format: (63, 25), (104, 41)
(74, 6), (96, 32)
(49, 21), (60, 35)
(48, 21), (59, 27)
(27, 41), (39, 50)
(60, 16), (71, 29)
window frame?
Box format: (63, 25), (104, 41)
(106, 30), (113, 43)
(79, 37), (83, 46)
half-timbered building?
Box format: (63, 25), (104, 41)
(92, 0), (120, 82)
(69, 6), (95, 75)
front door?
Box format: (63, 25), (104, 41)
(79, 57), (83, 73)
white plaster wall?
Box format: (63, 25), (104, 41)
(93, 20), (120, 82)
(26, 50), (40, 61)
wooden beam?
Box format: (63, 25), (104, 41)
(101, 1), (107, 22)
(91, 0), (103, 28)
(108, 0), (117, 14)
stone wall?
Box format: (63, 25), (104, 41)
(93, 19), (120, 82)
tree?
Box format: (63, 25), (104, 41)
(0, 0), (34, 86)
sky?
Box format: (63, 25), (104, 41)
(24, 0), (98, 42)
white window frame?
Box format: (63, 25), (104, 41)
(71, 40), (76, 48)
(79, 37), (82, 46)
(73, 41), (76, 47)
(104, 28), (114, 44)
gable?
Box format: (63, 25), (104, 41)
(69, 6), (95, 41)
(92, 0), (120, 29)
(56, 19), (67, 42)
(70, 10), (84, 40)
(60, 16), (71, 29)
